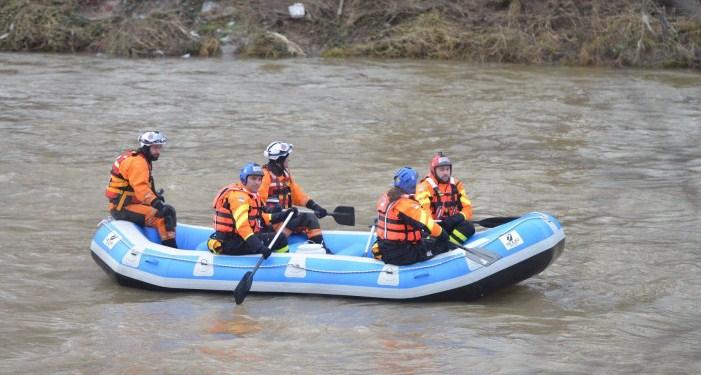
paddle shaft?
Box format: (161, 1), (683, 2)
(435, 216), (519, 228)
(234, 211), (294, 304)
(299, 209), (345, 218)
(363, 224), (376, 256)
(298, 205), (355, 226)
(246, 211), (292, 274)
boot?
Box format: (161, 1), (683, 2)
(161, 238), (177, 248)
(309, 235), (333, 254)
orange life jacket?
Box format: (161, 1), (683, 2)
(263, 166), (293, 209)
(105, 150), (154, 210)
(376, 193), (423, 243)
(422, 176), (460, 220)
(212, 183), (264, 235)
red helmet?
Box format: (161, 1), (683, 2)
(430, 152), (452, 177)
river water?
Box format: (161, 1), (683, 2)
(0, 53), (699, 374)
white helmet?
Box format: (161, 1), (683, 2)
(264, 141), (293, 160)
(138, 131), (167, 147)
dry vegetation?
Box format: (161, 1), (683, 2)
(0, 0), (699, 68)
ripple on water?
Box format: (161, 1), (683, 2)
(1, 53), (700, 373)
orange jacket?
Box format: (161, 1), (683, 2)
(376, 192), (444, 243)
(416, 176), (473, 220)
(212, 183), (273, 240)
(258, 165), (311, 210)
(105, 150), (159, 209)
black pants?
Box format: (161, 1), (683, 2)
(211, 231), (287, 256)
(286, 212), (321, 231)
(439, 220), (475, 243)
(377, 239), (432, 266)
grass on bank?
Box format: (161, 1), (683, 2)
(0, 0), (698, 68)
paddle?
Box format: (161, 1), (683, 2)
(233, 211), (294, 305)
(453, 243), (501, 266)
(471, 216), (519, 228)
(362, 220), (378, 256)
(437, 216), (519, 228)
(300, 205), (355, 226)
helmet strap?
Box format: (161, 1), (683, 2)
(268, 158), (286, 176)
(433, 167), (451, 183)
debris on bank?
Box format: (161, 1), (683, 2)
(0, 0), (699, 68)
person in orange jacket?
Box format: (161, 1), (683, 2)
(416, 152), (476, 245)
(207, 162), (295, 257)
(105, 131), (177, 248)
(258, 141), (331, 252)
(372, 167), (451, 266)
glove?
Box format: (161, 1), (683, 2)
(248, 236), (271, 259)
(442, 214), (465, 228)
(162, 204), (176, 218)
(271, 207), (298, 224)
(163, 205), (177, 230)
(156, 189), (165, 202)
(152, 199), (166, 217)
(314, 206), (328, 219)
(307, 200), (327, 219)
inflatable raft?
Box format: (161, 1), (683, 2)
(90, 212), (565, 301)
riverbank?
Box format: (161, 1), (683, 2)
(1, 0), (700, 68)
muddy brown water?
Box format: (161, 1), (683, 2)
(0, 53), (699, 374)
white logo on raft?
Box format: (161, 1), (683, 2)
(499, 230), (523, 250)
(103, 231), (121, 250)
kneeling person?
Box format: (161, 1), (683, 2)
(208, 163), (295, 258)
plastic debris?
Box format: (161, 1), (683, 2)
(288, 3), (305, 19)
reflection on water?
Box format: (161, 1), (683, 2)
(0, 53), (700, 374)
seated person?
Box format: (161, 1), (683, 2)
(416, 152), (476, 244)
(372, 167), (450, 266)
(258, 141), (331, 252)
(105, 131), (177, 247)
(207, 162), (295, 257)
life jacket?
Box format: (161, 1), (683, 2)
(212, 183), (264, 235)
(105, 150), (154, 210)
(376, 193), (422, 243)
(423, 176), (460, 220)
(263, 165), (293, 209)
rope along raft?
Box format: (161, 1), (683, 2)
(124, 248), (474, 275)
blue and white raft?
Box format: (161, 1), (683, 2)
(90, 212), (565, 301)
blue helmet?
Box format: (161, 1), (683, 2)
(240, 162), (264, 183)
(393, 166), (418, 194)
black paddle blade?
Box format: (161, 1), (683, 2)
(233, 271), (254, 305)
(473, 216), (520, 228)
(331, 206), (355, 226)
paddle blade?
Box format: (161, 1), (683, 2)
(467, 247), (501, 265)
(331, 206), (355, 226)
(473, 216), (519, 228)
(455, 244), (501, 266)
(233, 271), (254, 305)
